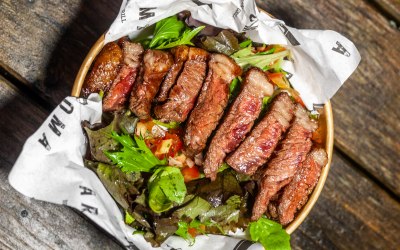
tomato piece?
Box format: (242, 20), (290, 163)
(181, 166), (200, 182)
(188, 227), (197, 238)
(163, 133), (183, 157)
(266, 72), (289, 89)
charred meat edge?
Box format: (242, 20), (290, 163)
(277, 148), (327, 225)
(103, 41), (144, 112)
(203, 68), (274, 181)
(82, 42), (123, 98)
(227, 92), (295, 175)
(251, 104), (317, 221)
(184, 53), (242, 157)
(155, 45), (190, 102)
(129, 49), (174, 119)
(153, 47), (209, 123)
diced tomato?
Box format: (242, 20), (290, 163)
(188, 227), (197, 238)
(266, 72), (289, 89)
(181, 166), (200, 182)
(163, 133), (183, 157)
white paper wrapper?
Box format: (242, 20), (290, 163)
(10, 0), (361, 249)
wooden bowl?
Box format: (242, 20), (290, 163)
(72, 22), (334, 235)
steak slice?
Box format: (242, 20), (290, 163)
(203, 68), (274, 181)
(184, 54), (242, 157)
(103, 41), (144, 112)
(251, 104), (318, 221)
(153, 47), (209, 122)
(227, 92), (295, 175)
(130, 49), (173, 119)
(278, 148), (327, 225)
(82, 42), (123, 97)
(155, 45), (189, 102)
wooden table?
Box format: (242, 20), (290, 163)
(0, 0), (399, 249)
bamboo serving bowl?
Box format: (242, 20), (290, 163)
(72, 13), (334, 235)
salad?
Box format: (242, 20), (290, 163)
(81, 11), (327, 249)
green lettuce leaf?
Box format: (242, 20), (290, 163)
(148, 15), (204, 49)
(231, 46), (290, 70)
(148, 167), (187, 213)
(104, 132), (166, 173)
(248, 217), (291, 250)
(199, 195), (241, 225)
(173, 196), (212, 220)
(149, 15), (185, 48)
(156, 26), (205, 49)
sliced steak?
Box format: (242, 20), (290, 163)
(103, 41), (144, 112)
(203, 68), (274, 181)
(82, 42), (123, 97)
(155, 46), (189, 102)
(251, 104), (318, 221)
(153, 47), (209, 122)
(184, 54), (242, 157)
(278, 148), (327, 225)
(130, 49), (174, 119)
(227, 92), (295, 175)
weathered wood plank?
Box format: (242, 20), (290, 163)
(256, 0), (400, 196)
(0, 0), (122, 105)
(372, 0), (400, 24)
(292, 152), (400, 250)
(0, 76), (123, 250)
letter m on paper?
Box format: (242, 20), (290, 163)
(48, 114), (65, 136)
(139, 8), (156, 20)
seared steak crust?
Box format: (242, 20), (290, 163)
(103, 42), (144, 112)
(203, 68), (274, 181)
(130, 49), (173, 119)
(82, 42), (123, 97)
(154, 47), (209, 122)
(227, 92), (295, 175)
(184, 54), (242, 157)
(278, 148), (327, 225)
(155, 46), (190, 102)
(251, 104), (317, 221)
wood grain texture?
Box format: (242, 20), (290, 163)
(0, 76), (123, 250)
(0, 0), (122, 105)
(256, 0), (400, 196)
(372, 0), (400, 23)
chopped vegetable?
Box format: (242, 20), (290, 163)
(181, 165), (200, 182)
(156, 27), (205, 49)
(248, 217), (291, 250)
(104, 132), (166, 173)
(149, 15), (205, 49)
(125, 210), (135, 224)
(231, 45), (290, 71)
(239, 39), (252, 48)
(199, 195), (241, 225)
(152, 119), (181, 129)
(175, 220), (206, 245)
(148, 167), (187, 213)
(173, 196), (211, 220)
(229, 77), (241, 98)
(199, 30), (240, 55)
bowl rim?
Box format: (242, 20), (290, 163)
(72, 15), (334, 235)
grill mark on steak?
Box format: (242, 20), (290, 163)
(82, 42), (123, 98)
(155, 46), (189, 102)
(278, 148), (327, 225)
(103, 41), (144, 112)
(184, 54), (242, 157)
(129, 49), (174, 119)
(227, 92), (295, 175)
(251, 104), (317, 221)
(153, 47), (209, 123)
(203, 68), (274, 181)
